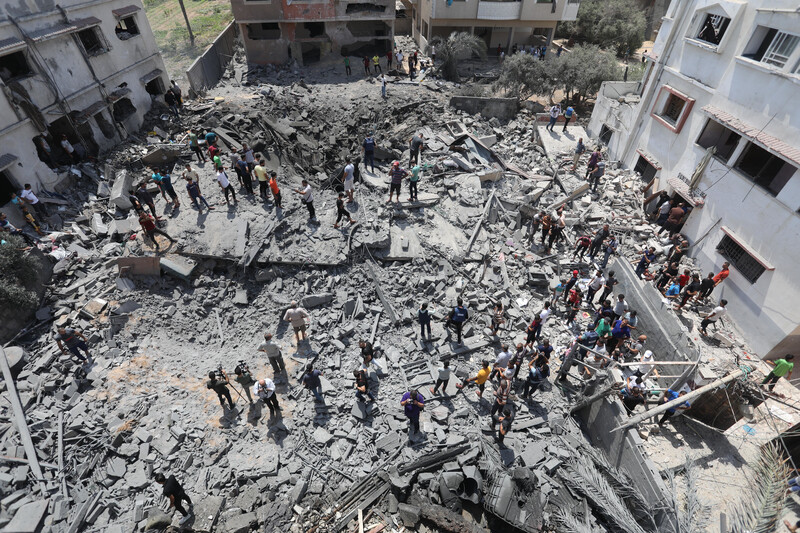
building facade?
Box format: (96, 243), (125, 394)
(588, 0), (800, 359)
(0, 0), (168, 203)
(409, 0), (580, 53)
(233, 0), (396, 65)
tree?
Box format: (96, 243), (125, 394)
(495, 53), (557, 99)
(0, 234), (40, 311)
(557, 0), (646, 55)
(428, 32), (487, 82)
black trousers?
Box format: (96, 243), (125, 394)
(273, 191), (282, 208)
(450, 321), (463, 343)
(588, 240), (603, 258)
(191, 146), (206, 162)
(263, 393), (280, 415)
(241, 174), (254, 195)
(222, 184), (236, 202)
(658, 410), (676, 426)
(259, 180), (268, 199)
(336, 207), (351, 224)
(420, 321), (431, 338)
(173, 491), (193, 516)
(432, 378), (449, 394)
(762, 371), (780, 390)
(490, 400), (504, 425)
(408, 415), (420, 433)
(145, 228), (174, 250)
(522, 378), (541, 398)
(268, 355), (285, 374)
(345, 65), (351, 75)
(409, 181), (418, 200)
(304, 200), (316, 219)
(216, 388), (234, 409)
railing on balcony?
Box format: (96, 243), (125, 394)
(477, 0), (521, 20)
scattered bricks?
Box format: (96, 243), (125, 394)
(170, 425), (187, 442)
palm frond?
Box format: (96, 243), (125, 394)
(427, 31), (486, 82)
(559, 456), (648, 533)
(679, 456), (710, 533)
(728, 442), (791, 533)
(553, 506), (603, 533)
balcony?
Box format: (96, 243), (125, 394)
(519, 0), (572, 21)
(477, 0), (521, 21)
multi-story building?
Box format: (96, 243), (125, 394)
(409, 0), (580, 53)
(0, 0), (168, 203)
(233, 0), (396, 65)
(588, 0), (800, 359)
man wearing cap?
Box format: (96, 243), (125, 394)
(283, 301), (310, 343)
(562, 270), (579, 302)
(387, 161), (406, 203)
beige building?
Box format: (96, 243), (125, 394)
(0, 0), (168, 202)
(232, 0), (396, 65)
(407, 0), (580, 53)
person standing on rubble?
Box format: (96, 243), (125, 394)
(372, 54), (382, 74)
(135, 182), (161, 220)
(599, 233), (617, 270)
(408, 161), (421, 202)
(183, 169), (213, 212)
(215, 166), (237, 205)
(254, 378), (281, 418)
(387, 161), (406, 203)
(571, 138), (586, 172)
(283, 302), (310, 343)
(343, 156), (356, 203)
(418, 303), (432, 340)
(587, 223), (609, 260)
(295, 179), (316, 220)
(207, 369), (235, 411)
(268, 171), (282, 209)
(362, 133), (376, 174)
(401, 389), (425, 437)
(164, 89), (179, 119)
(447, 297), (469, 344)
(381, 74), (387, 99)
(585, 270), (605, 304)
(588, 159), (605, 193)
(187, 130), (206, 163)
(170, 80), (183, 107)
(55, 326), (93, 365)
(20, 184), (47, 221)
(457, 360), (491, 397)
(363, 56), (371, 75)
(547, 209), (566, 251)
(546, 104), (561, 132)
(386, 50), (393, 69)
(636, 246), (657, 278)
(254, 159), (269, 201)
(138, 212), (175, 251)
(585, 147), (602, 178)
(490, 344), (514, 381)
(491, 368), (514, 424)
(430, 360), (452, 396)
(489, 302), (505, 336)
(152, 167), (180, 209)
(762, 355), (795, 391)
(522, 357), (549, 399)
(494, 407), (514, 447)
(354, 368), (375, 402)
(334, 192), (356, 228)
(409, 133), (424, 166)
(562, 105), (576, 131)
(573, 234), (591, 260)
(302, 364), (324, 403)
(258, 333), (286, 378)
(344, 56), (351, 76)
(562, 270), (579, 302)
(658, 389), (690, 427)
(154, 473), (193, 526)
(234, 155), (254, 195)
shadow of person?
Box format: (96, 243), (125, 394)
(247, 401), (263, 426)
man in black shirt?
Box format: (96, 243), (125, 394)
(695, 272), (716, 302)
(493, 407), (514, 447)
(154, 472), (193, 524)
(675, 274), (701, 310)
(354, 368), (375, 402)
(207, 370), (235, 411)
(587, 224), (609, 260)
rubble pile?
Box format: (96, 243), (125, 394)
(0, 48), (751, 533)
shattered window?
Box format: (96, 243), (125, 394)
(0, 51), (34, 82)
(696, 120), (741, 161)
(115, 16), (140, 40)
(661, 94), (685, 124)
(734, 142), (795, 197)
(77, 28), (106, 56)
(695, 14), (729, 46)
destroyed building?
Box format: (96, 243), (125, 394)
(409, 0), (580, 53)
(233, 0), (396, 65)
(588, 0), (800, 360)
(0, 0), (168, 202)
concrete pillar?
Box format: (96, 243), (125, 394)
(427, 22), (432, 42)
(507, 26), (515, 52)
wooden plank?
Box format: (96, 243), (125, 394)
(0, 347), (46, 492)
(547, 183), (590, 211)
(464, 190), (495, 255)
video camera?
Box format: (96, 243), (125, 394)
(213, 364), (225, 380)
(235, 360), (251, 376)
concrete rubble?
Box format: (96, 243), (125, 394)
(0, 39), (767, 533)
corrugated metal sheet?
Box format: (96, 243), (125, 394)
(112, 4), (141, 17)
(0, 153), (19, 171)
(28, 17), (102, 42)
(0, 37), (25, 55)
(702, 105), (800, 167)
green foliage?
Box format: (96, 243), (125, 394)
(428, 32), (487, 82)
(496, 44), (621, 103)
(557, 0), (646, 55)
(0, 234), (40, 311)
(729, 442), (791, 533)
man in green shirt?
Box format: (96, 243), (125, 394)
(187, 130), (206, 163)
(408, 164), (421, 202)
(595, 317), (611, 340)
(344, 56), (351, 76)
(762, 355), (794, 391)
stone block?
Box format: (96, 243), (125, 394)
(398, 503), (421, 527)
(299, 292), (334, 308)
(110, 169), (134, 210)
(5, 499), (48, 532)
(224, 511), (257, 533)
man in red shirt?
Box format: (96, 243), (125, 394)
(677, 269), (691, 288)
(138, 213), (175, 251)
(713, 262), (730, 286)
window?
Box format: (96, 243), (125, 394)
(716, 235), (766, 283)
(743, 27), (800, 69)
(598, 124), (612, 145)
(112, 97), (136, 121)
(696, 120), (741, 161)
(247, 23), (281, 40)
(696, 13), (729, 45)
(115, 16), (140, 40)
(661, 94), (685, 123)
(0, 51), (33, 82)
(634, 156), (657, 182)
(734, 143), (795, 196)
(346, 3), (386, 13)
(77, 28), (106, 56)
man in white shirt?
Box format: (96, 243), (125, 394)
(700, 299), (727, 335)
(216, 168), (237, 204)
(634, 350), (656, 377)
(343, 157), (355, 203)
(538, 301), (552, 326)
(491, 344), (514, 381)
(283, 301), (310, 342)
(241, 143), (256, 171)
(20, 183), (47, 220)
(253, 378), (280, 417)
(60, 134), (79, 163)
(430, 360), (451, 395)
(257, 332), (286, 376)
(586, 270), (605, 304)
(294, 179), (316, 220)
(546, 104), (561, 132)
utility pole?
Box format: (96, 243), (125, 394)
(177, 0), (195, 47)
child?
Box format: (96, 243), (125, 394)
(20, 206), (44, 235)
(573, 235), (592, 260)
(333, 192), (355, 228)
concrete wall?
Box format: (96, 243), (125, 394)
(586, 82), (642, 159)
(449, 96), (518, 121)
(587, 0), (800, 358)
(187, 21), (239, 93)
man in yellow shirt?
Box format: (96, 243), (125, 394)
(254, 158), (269, 201)
(372, 55), (382, 74)
(457, 360), (491, 397)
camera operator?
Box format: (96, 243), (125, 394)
(253, 378), (281, 418)
(234, 363), (255, 404)
(207, 368), (235, 411)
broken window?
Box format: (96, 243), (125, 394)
(633, 156), (657, 182)
(145, 77), (165, 96)
(247, 23), (281, 40)
(0, 169), (19, 206)
(77, 27), (107, 56)
(660, 93), (685, 124)
(696, 120), (741, 161)
(743, 26), (800, 69)
(598, 124), (612, 145)
(716, 234), (766, 283)
(0, 51), (34, 83)
(734, 143), (795, 197)
(112, 97), (136, 121)
(346, 3), (386, 14)
(297, 22), (325, 39)
(115, 16), (140, 40)
(695, 13), (729, 45)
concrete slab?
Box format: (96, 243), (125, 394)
(5, 499), (48, 532)
(116, 257), (161, 276)
(536, 125), (589, 159)
(382, 222), (424, 261)
(191, 495), (225, 532)
(160, 256), (197, 281)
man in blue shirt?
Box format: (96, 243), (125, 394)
(151, 168), (180, 208)
(448, 298), (469, 344)
(658, 389), (690, 427)
(636, 246), (657, 278)
(400, 389), (425, 437)
(606, 317), (631, 353)
(562, 105), (575, 131)
(302, 364), (324, 403)
(362, 133), (376, 173)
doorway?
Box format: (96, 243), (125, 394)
(0, 169), (19, 206)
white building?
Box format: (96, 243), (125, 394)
(0, 0), (168, 204)
(588, 0), (800, 359)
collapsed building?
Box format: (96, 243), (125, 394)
(0, 0), (169, 202)
(0, 36), (793, 533)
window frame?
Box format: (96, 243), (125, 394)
(650, 85), (695, 134)
(694, 12), (730, 47)
(716, 233), (768, 284)
(740, 25), (800, 75)
(733, 142), (796, 197)
(76, 26), (109, 56)
(0, 50), (35, 82)
(695, 119), (742, 163)
(115, 16), (140, 40)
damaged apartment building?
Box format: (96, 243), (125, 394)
(587, 0), (800, 361)
(0, 0), (168, 203)
(233, 0), (396, 65)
